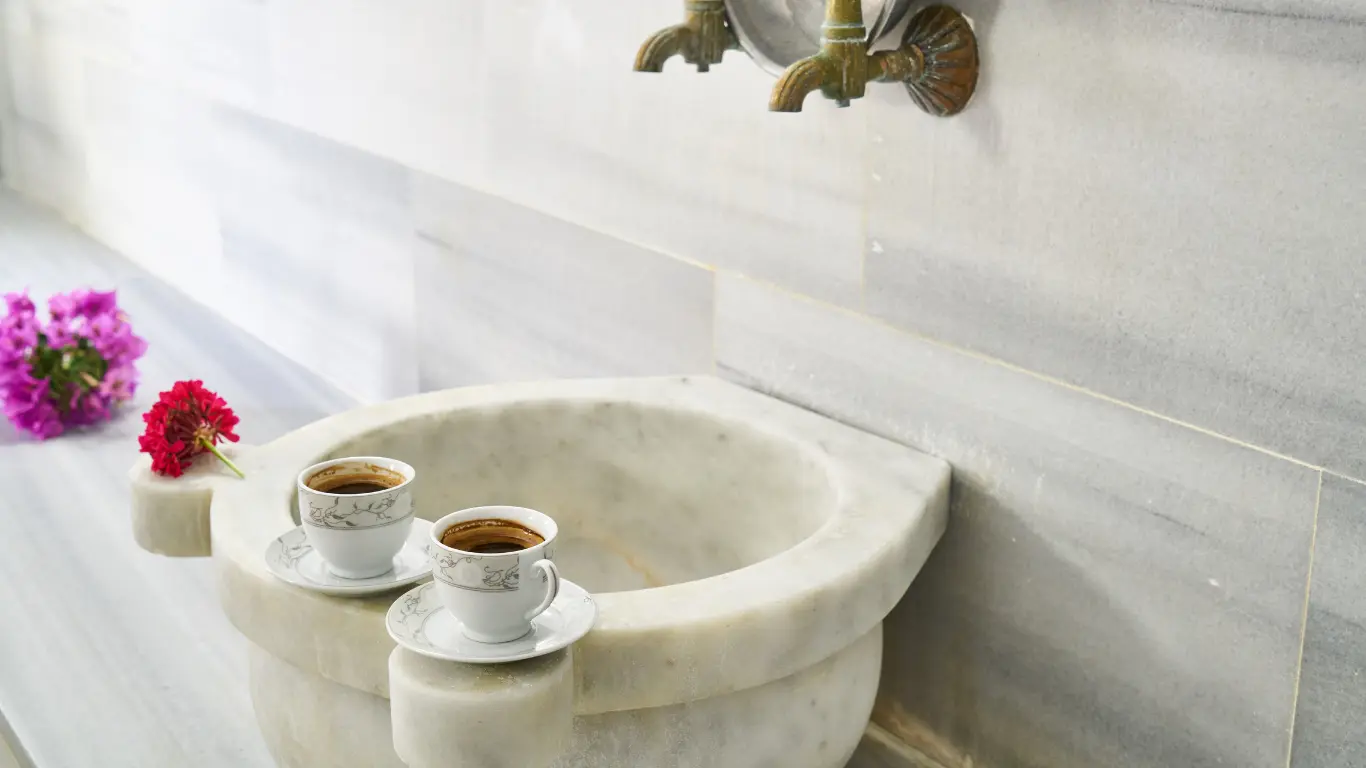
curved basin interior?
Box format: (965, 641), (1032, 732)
(299, 400), (837, 593)
(727, 0), (825, 76)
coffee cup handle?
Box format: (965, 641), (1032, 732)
(524, 559), (561, 621)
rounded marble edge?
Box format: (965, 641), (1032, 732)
(210, 376), (952, 711)
(389, 647), (574, 768)
(129, 444), (254, 557)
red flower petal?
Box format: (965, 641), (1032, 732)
(137, 380), (241, 477)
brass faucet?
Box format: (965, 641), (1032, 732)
(769, 3), (979, 114)
(634, 0), (739, 74)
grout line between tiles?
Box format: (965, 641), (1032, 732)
(435, 182), (1338, 478)
(1284, 470), (1323, 768)
(13, 85), (1355, 482)
(419, 170), (1349, 477)
(723, 272), (1327, 472)
(1151, 0), (1366, 26)
(709, 269), (719, 377)
(428, 175), (720, 275)
(67, 61), (1358, 484)
(1321, 469), (1366, 488)
(857, 122), (873, 311)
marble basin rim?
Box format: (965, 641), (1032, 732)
(140, 376), (950, 719)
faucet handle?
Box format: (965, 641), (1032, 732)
(895, 5), (980, 117)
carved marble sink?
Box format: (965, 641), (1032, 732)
(130, 376), (949, 768)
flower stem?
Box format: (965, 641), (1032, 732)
(199, 437), (245, 479)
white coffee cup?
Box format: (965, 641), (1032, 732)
(296, 456), (416, 579)
(428, 506), (561, 643)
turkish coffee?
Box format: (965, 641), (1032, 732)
(440, 518), (545, 554)
(306, 463), (405, 495)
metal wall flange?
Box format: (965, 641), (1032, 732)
(898, 5), (979, 116)
(769, 1), (980, 113)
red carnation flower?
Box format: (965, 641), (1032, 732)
(138, 379), (243, 478)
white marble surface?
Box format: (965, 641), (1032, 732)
(179, 377), (949, 716)
(0, 191), (354, 766)
(129, 443), (248, 557)
(411, 173), (715, 390)
(9, 0), (1356, 760)
(130, 374), (948, 766)
(716, 274), (1320, 767)
(208, 104), (420, 403)
(250, 646), (406, 768)
(1290, 475), (1366, 767)
(391, 648), (574, 768)
(257, 624), (880, 768)
(0, 178), (921, 768)
(861, 0), (1366, 478)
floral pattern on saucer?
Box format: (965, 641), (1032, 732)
(386, 580), (597, 664)
(265, 521), (433, 597)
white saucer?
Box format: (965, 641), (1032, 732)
(386, 579), (597, 664)
(265, 521), (433, 597)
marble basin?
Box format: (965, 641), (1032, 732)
(130, 377), (949, 768)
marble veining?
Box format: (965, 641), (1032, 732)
(132, 374), (949, 766)
(186, 377), (950, 712)
(1155, 0), (1366, 22)
(5, 0), (1360, 761)
(207, 103), (419, 403)
(716, 275), (1319, 767)
(0, 191), (352, 767)
(862, 0), (1366, 476)
(1289, 474), (1366, 767)
(411, 173), (714, 390)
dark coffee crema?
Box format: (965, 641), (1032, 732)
(307, 463), (405, 495)
(441, 518), (545, 554)
(325, 481), (391, 495)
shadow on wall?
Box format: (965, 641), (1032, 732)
(939, 0), (1366, 172)
(951, 0), (1002, 157)
(875, 473), (1242, 768)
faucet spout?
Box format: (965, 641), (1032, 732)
(634, 24), (692, 73)
(634, 0), (736, 74)
(769, 0), (871, 112)
(768, 55), (831, 113)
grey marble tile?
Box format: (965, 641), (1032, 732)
(3, 3), (87, 139)
(412, 174), (715, 390)
(266, 0), (488, 182)
(0, 0), (87, 221)
(72, 0), (272, 110)
(206, 103), (419, 402)
(715, 276), (1319, 768)
(0, 191), (351, 767)
(862, 0), (1366, 476)
(472, 0), (868, 306)
(1290, 474), (1366, 767)
(0, 116), (86, 215)
(1156, 0), (1366, 22)
(79, 60), (223, 300)
(0, 34), (12, 186)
